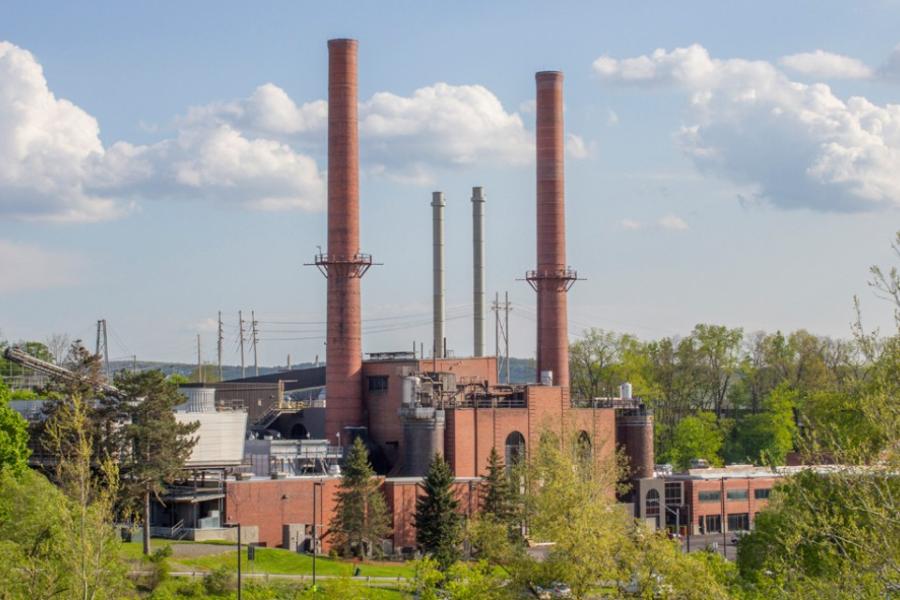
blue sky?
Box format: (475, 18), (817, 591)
(1, 1), (898, 365)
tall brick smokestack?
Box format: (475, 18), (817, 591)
(527, 71), (576, 388)
(314, 38), (373, 443)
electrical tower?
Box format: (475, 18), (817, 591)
(95, 319), (110, 380)
(217, 310), (224, 381)
(238, 310), (246, 378)
(492, 292), (512, 384)
(251, 310), (259, 376)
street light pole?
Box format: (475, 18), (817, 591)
(226, 522), (242, 600)
(312, 481), (321, 590)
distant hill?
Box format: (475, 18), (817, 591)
(107, 360), (316, 382)
(109, 357), (537, 384)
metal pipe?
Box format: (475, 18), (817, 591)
(471, 187), (485, 357)
(432, 191), (445, 358)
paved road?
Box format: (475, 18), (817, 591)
(681, 533), (739, 561)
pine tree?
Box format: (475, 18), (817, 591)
(480, 446), (518, 535)
(115, 370), (199, 555)
(415, 453), (462, 569)
(330, 437), (390, 558)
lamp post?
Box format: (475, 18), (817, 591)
(225, 522), (242, 600)
(312, 481), (322, 590)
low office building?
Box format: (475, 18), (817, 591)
(634, 465), (779, 535)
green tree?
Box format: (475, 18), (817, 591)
(43, 389), (133, 599)
(479, 446), (518, 535)
(330, 436), (390, 558)
(729, 384), (797, 465)
(115, 370), (200, 556)
(693, 324), (744, 420)
(569, 329), (649, 401)
(415, 453), (462, 569)
(666, 412), (724, 470)
(0, 378), (30, 475)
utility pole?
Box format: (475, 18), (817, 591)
(494, 292), (500, 382)
(217, 310), (224, 382)
(504, 291), (511, 384)
(251, 310), (259, 376)
(238, 310), (246, 379)
(95, 319), (110, 380)
(197, 334), (203, 384)
(491, 294), (512, 383)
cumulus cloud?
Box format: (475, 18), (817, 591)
(658, 214), (689, 230)
(779, 50), (873, 79)
(358, 83), (533, 179)
(0, 239), (85, 293)
(0, 42), (325, 221)
(0, 42), (127, 222)
(620, 218), (642, 230)
(593, 44), (900, 212)
(2, 40), (586, 221)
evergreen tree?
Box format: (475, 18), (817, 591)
(415, 453), (462, 569)
(330, 437), (390, 558)
(480, 446), (518, 535)
(115, 370), (199, 556)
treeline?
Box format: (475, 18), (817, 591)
(569, 325), (877, 469)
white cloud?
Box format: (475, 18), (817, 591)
(0, 42), (325, 221)
(518, 99), (536, 114)
(593, 44), (900, 212)
(607, 109), (620, 125)
(359, 83), (533, 178)
(658, 214), (689, 230)
(620, 218), (642, 230)
(566, 134), (589, 159)
(0, 239), (85, 293)
(0, 42), (127, 222)
(1, 40), (590, 222)
(779, 50), (873, 79)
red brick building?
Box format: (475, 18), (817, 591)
(633, 465), (780, 535)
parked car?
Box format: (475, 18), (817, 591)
(533, 582), (572, 599)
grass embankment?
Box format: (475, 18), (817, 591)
(122, 540), (415, 578)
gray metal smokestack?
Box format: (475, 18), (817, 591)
(471, 187), (485, 357)
(432, 191), (445, 358)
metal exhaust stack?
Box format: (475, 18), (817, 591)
(313, 38), (373, 443)
(432, 191), (446, 358)
(471, 187), (485, 357)
(526, 71), (576, 388)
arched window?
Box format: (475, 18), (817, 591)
(576, 430), (592, 464)
(505, 431), (526, 466)
(290, 423), (309, 439)
(646, 489), (660, 517)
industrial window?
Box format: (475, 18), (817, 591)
(700, 515), (722, 534)
(665, 482), (682, 506)
(698, 490), (721, 503)
(754, 488), (771, 500)
(646, 489), (660, 517)
(726, 489), (748, 501)
(367, 376), (388, 393)
(727, 513), (750, 531)
(505, 431), (526, 467)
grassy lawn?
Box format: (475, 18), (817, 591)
(180, 547), (415, 578)
(122, 539), (415, 579)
